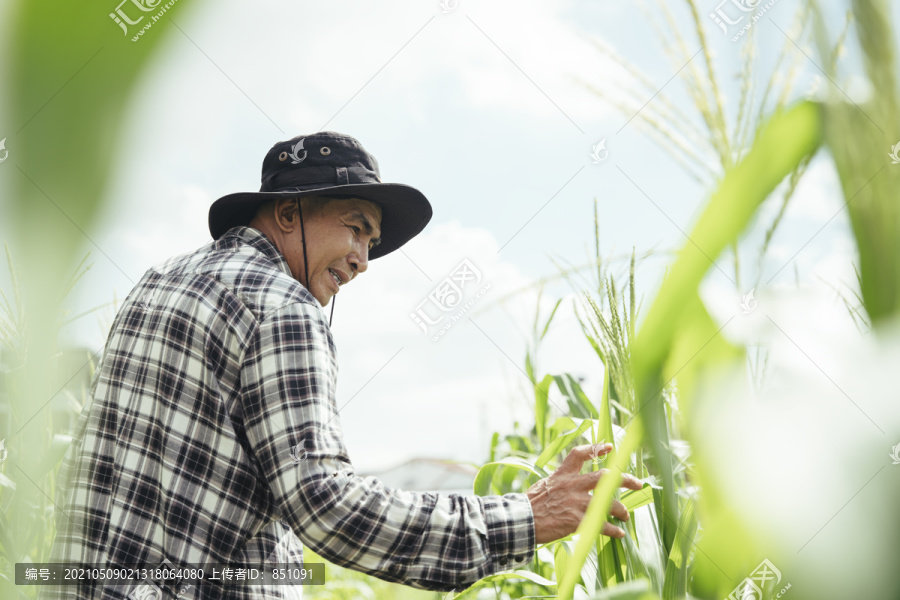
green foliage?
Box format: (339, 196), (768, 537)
(0, 247), (98, 597)
(463, 1), (900, 597)
(2, 0), (198, 594)
(460, 104), (823, 599)
(816, 0), (900, 324)
(467, 245), (665, 599)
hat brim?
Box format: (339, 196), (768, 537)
(208, 182), (432, 260)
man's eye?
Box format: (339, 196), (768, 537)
(348, 225), (360, 234)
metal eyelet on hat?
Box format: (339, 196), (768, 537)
(278, 151), (288, 161)
(320, 147), (331, 156)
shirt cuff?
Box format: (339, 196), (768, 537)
(482, 493), (536, 570)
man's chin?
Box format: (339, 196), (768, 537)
(312, 289), (334, 307)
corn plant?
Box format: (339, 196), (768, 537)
(457, 235), (656, 600)
(463, 1), (899, 599)
(463, 103), (822, 600)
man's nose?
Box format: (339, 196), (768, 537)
(349, 248), (368, 277)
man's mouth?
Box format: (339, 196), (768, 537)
(328, 269), (344, 288)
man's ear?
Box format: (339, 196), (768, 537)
(274, 198), (299, 233)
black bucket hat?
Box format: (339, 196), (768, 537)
(208, 132), (432, 260)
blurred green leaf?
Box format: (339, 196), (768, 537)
(0, 473), (16, 492)
(554, 541), (573, 587)
(597, 525), (627, 588)
(488, 432), (499, 463)
(663, 291), (744, 418)
(661, 499), (697, 600)
(34, 435), (72, 478)
(473, 457), (546, 496)
(632, 101), (822, 384)
(628, 505), (666, 596)
(630, 100), (822, 559)
(534, 374), (554, 448)
(817, 0), (900, 325)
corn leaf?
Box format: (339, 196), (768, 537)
(535, 419), (594, 470)
(473, 457), (547, 496)
(630, 504), (666, 596)
(620, 483), (656, 513)
(629, 100), (822, 557)
(555, 374), (600, 420)
(632, 101), (822, 383)
(597, 527), (627, 588)
(661, 498), (698, 600)
(534, 374), (554, 448)
(449, 569), (556, 599)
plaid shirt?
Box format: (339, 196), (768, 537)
(47, 226), (535, 600)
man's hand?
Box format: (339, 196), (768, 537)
(526, 443), (643, 544)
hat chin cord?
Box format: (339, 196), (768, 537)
(297, 201), (336, 327)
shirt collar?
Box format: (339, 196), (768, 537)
(223, 226), (294, 280)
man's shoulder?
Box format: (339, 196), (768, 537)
(147, 228), (319, 321)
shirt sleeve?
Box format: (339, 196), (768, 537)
(238, 301), (536, 592)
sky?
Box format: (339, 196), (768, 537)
(5, 0), (897, 472)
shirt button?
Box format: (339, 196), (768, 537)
(498, 558), (508, 566)
(514, 555), (526, 562)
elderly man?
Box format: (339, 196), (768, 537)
(47, 132), (641, 599)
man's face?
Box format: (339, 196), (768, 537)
(285, 197), (382, 306)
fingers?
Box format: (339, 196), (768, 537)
(601, 521), (626, 539)
(582, 487), (630, 522)
(568, 475), (638, 523)
(609, 498), (629, 522)
(558, 443), (613, 475)
(621, 473), (644, 490)
(576, 469), (644, 493)
(576, 470), (607, 491)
